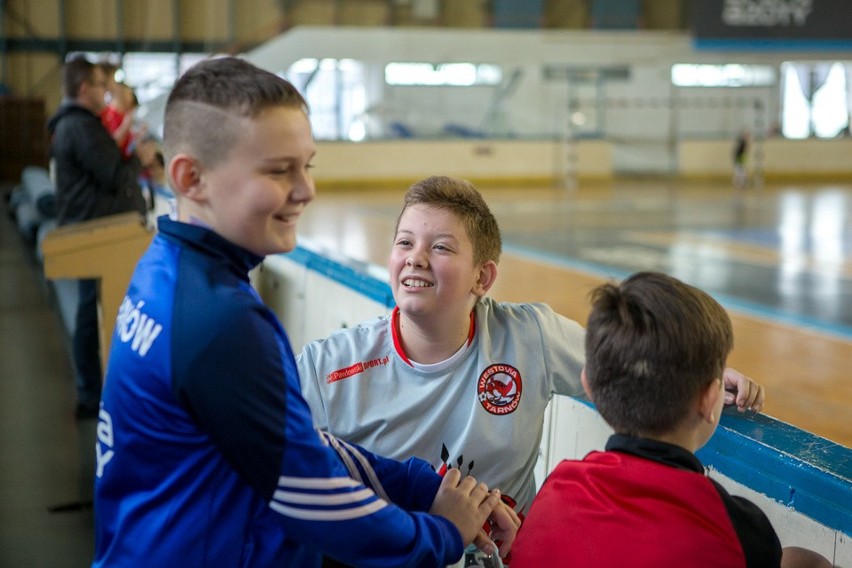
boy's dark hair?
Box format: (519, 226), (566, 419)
(395, 176), (502, 266)
(163, 56), (308, 168)
(62, 55), (95, 99)
(584, 271), (733, 437)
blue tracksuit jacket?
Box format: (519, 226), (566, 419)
(93, 216), (463, 567)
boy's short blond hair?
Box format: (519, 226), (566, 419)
(395, 176), (502, 266)
(163, 57), (308, 169)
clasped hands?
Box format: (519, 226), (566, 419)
(429, 468), (521, 560)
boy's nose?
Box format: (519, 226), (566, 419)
(406, 253), (426, 268)
(292, 172), (316, 203)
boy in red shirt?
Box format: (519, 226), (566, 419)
(511, 271), (830, 568)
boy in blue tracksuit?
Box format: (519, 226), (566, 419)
(93, 57), (518, 567)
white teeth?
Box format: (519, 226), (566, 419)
(403, 279), (433, 288)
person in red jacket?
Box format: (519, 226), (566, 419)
(511, 271), (830, 568)
(101, 81), (142, 157)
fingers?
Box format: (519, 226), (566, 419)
(472, 529), (498, 558)
(736, 380), (764, 413)
(722, 367), (765, 413)
(489, 500), (521, 533)
(479, 488), (500, 514)
(488, 501), (522, 557)
(432, 474), (520, 560)
(441, 466), (461, 486)
(440, 468), (489, 495)
(430, 472), (497, 547)
(473, 493), (517, 558)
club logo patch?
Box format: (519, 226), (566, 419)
(477, 364), (522, 415)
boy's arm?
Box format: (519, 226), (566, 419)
(279, 409), (504, 565)
(523, 302), (765, 412)
(321, 431), (518, 559)
(526, 303), (587, 397)
(319, 431), (441, 511)
(175, 302), (493, 566)
(322, 434), (511, 553)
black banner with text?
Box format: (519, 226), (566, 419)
(692, 0), (852, 44)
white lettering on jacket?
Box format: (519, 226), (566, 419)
(96, 406), (114, 478)
(116, 296), (162, 356)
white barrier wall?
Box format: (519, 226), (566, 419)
(259, 245), (852, 567)
(258, 251), (394, 349)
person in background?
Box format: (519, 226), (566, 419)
(139, 150), (168, 215)
(733, 129), (750, 189)
(510, 271), (831, 568)
(101, 82), (143, 157)
(93, 57), (519, 568)
(47, 54), (154, 419)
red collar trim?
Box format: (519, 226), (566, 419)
(391, 307), (412, 366)
(466, 309), (476, 346)
(391, 307), (476, 367)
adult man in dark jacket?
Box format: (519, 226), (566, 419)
(47, 55), (153, 418)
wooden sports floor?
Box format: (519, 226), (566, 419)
(298, 179), (852, 448)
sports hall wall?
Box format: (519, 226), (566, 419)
(2, 0), (683, 114)
(142, 25), (852, 185)
(5, 1), (852, 185)
(255, 243), (851, 565)
(246, 26), (852, 182)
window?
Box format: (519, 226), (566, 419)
(781, 62), (849, 139)
(385, 62), (502, 86)
(284, 58), (367, 141)
(671, 64), (776, 87)
(121, 53), (207, 103)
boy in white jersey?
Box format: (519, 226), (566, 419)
(297, 176), (766, 557)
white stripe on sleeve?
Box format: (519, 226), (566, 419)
(270, 475), (389, 522)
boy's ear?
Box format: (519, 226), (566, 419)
(472, 260), (498, 296)
(698, 378), (722, 424)
(76, 81), (90, 101)
(580, 367), (594, 401)
(169, 153), (204, 201)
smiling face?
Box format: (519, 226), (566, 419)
(179, 106), (316, 256)
(389, 204), (486, 323)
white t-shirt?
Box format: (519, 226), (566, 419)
(298, 296), (586, 514)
